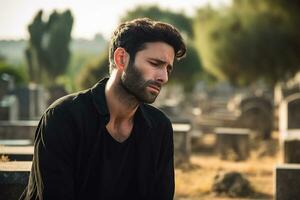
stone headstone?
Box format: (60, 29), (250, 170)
(0, 95), (19, 120)
(215, 128), (250, 161)
(279, 93), (300, 132)
(0, 78), (8, 99)
(32, 84), (47, 118)
(172, 122), (192, 165)
(0, 120), (38, 140)
(0, 161), (31, 200)
(281, 130), (300, 163)
(237, 96), (273, 139)
(12, 84), (47, 120)
(0, 73), (14, 100)
(275, 164), (300, 200)
(273, 82), (300, 107)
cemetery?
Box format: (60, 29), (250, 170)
(1, 1), (300, 200)
(2, 75), (300, 200)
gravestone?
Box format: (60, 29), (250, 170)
(279, 94), (300, 163)
(172, 122), (192, 165)
(0, 120), (38, 140)
(215, 127), (250, 161)
(12, 84), (47, 120)
(0, 73), (14, 100)
(278, 83), (300, 101)
(32, 84), (47, 118)
(275, 164), (300, 200)
(281, 130), (300, 163)
(237, 96), (273, 139)
(279, 93), (300, 131)
(0, 95), (19, 120)
(0, 77), (8, 99)
(0, 161), (31, 200)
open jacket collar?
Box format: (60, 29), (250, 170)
(90, 78), (155, 198)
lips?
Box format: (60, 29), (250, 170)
(148, 84), (161, 93)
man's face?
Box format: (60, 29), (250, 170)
(121, 42), (175, 103)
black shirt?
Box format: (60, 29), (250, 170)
(20, 78), (174, 200)
(99, 126), (137, 199)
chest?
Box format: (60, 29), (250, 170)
(105, 121), (134, 143)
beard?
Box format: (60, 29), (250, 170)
(120, 62), (161, 104)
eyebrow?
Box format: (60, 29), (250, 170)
(148, 58), (173, 70)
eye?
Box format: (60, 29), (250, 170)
(149, 61), (159, 67)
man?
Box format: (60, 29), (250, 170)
(20, 18), (186, 200)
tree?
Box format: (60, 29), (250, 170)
(121, 5), (194, 39)
(25, 10), (45, 83)
(0, 60), (28, 85)
(170, 43), (202, 92)
(76, 51), (109, 90)
(194, 1), (300, 86)
(26, 10), (73, 86)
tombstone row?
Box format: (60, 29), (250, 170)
(0, 75), (68, 121)
(0, 84), (47, 121)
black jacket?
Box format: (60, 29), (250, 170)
(20, 78), (174, 200)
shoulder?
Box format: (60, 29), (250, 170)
(40, 88), (95, 124)
(141, 104), (172, 128)
(47, 89), (91, 113)
(36, 89), (95, 136)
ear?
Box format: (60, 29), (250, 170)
(114, 47), (129, 70)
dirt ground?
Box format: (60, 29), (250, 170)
(174, 132), (281, 200)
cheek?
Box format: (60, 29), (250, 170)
(142, 69), (156, 81)
(134, 63), (152, 79)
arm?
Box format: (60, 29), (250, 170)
(151, 119), (175, 200)
(23, 107), (76, 200)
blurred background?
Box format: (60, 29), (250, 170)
(1, 0), (300, 199)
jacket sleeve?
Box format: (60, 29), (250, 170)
(151, 119), (175, 200)
(22, 107), (77, 200)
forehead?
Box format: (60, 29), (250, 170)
(136, 42), (175, 64)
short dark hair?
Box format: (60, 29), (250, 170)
(109, 18), (186, 73)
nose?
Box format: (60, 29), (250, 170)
(156, 67), (168, 85)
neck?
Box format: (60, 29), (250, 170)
(105, 73), (139, 122)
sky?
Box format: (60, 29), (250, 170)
(0, 0), (231, 40)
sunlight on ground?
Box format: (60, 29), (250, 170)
(175, 132), (281, 200)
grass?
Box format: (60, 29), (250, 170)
(175, 132), (281, 200)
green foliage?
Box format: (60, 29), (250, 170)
(65, 51), (99, 92)
(0, 54), (4, 62)
(0, 61), (28, 85)
(170, 43), (202, 92)
(26, 9), (73, 86)
(28, 10), (46, 50)
(121, 5), (194, 39)
(195, 2), (300, 86)
(76, 51), (109, 90)
(46, 10), (73, 78)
